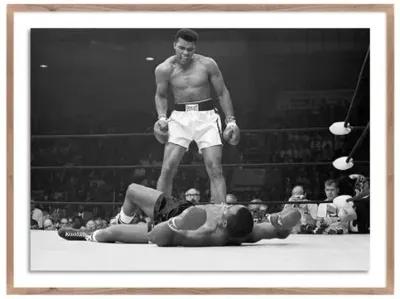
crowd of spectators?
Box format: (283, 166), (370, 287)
(31, 134), (369, 225)
(31, 207), (112, 232)
(31, 104), (369, 234)
(32, 129), (364, 166)
(32, 176), (370, 235)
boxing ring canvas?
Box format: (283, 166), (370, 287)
(31, 230), (370, 272)
(7, 3), (394, 296)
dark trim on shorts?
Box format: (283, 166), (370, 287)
(214, 108), (224, 143)
(153, 194), (194, 225)
(147, 221), (153, 232)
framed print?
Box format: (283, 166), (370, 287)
(7, 3), (394, 295)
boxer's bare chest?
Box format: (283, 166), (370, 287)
(169, 60), (209, 89)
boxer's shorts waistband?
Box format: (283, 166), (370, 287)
(174, 99), (215, 112)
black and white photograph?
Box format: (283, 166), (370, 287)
(29, 27), (371, 272)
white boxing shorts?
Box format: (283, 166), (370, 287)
(168, 109), (223, 150)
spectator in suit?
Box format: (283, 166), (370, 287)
(315, 179), (341, 234)
(315, 179), (357, 234)
(59, 218), (69, 229)
(185, 188), (201, 204)
(71, 216), (85, 230)
(226, 194), (238, 205)
(31, 219), (39, 230)
(248, 198), (268, 223)
(86, 220), (96, 231)
(285, 185), (317, 234)
(352, 175), (370, 233)
(43, 218), (55, 230)
(76, 205), (93, 226)
(31, 204), (44, 229)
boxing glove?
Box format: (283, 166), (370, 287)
(223, 119), (240, 145)
(333, 195), (352, 210)
(154, 117), (169, 144)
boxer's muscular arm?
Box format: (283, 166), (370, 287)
(207, 58), (235, 119)
(149, 221), (218, 247)
(149, 207), (223, 247)
(243, 223), (288, 243)
(242, 223), (267, 243)
(167, 207), (223, 247)
(173, 229), (216, 247)
(154, 64), (170, 118)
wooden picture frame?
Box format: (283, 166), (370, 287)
(7, 4), (394, 295)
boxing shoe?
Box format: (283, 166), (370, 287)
(58, 228), (93, 241)
(267, 207), (301, 231)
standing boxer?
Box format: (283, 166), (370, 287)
(153, 29), (240, 204)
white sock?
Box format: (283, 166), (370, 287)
(119, 208), (134, 224)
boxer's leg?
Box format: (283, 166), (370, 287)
(93, 223), (149, 243)
(202, 145), (226, 204)
(58, 224), (149, 243)
(120, 183), (165, 221)
(157, 142), (186, 196)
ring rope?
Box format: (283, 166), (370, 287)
(31, 198), (369, 206)
(31, 126), (367, 139)
(31, 161), (370, 170)
(344, 46), (370, 127)
(346, 122), (370, 163)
